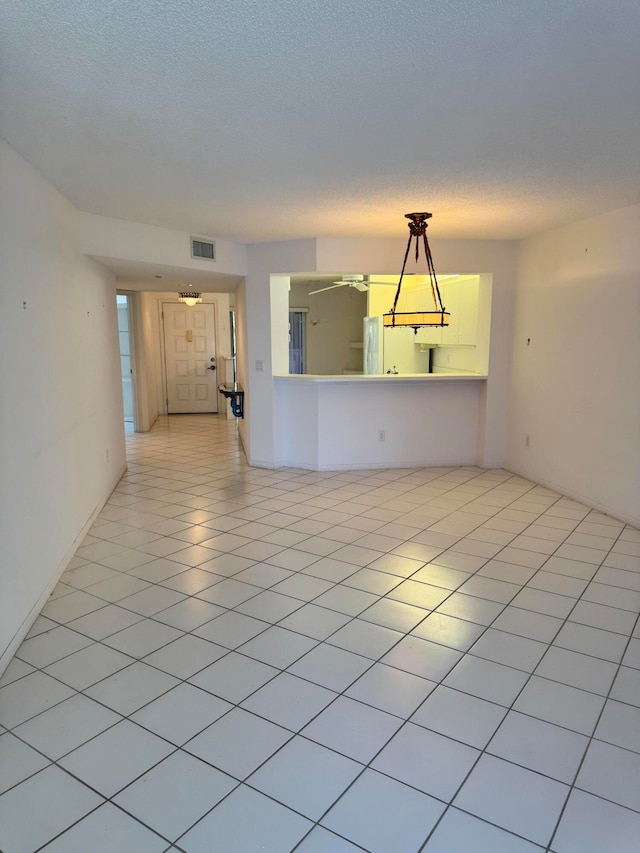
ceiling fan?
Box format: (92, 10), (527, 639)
(309, 275), (396, 296)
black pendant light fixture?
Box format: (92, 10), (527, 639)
(383, 212), (450, 333)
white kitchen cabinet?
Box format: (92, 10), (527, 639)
(406, 275), (481, 348)
(439, 277), (479, 346)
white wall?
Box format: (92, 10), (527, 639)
(274, 380), (320, 469)
(0, 139), (126, 673)
(274, 378), (484, 469)
(80, 212), (247, 280)
(137, 292), (161, 430)
(244, 240), (317, 466)
(507, 204), (640, 525)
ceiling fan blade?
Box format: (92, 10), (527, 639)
(309, 283), (347, 295)
(366, 274), (458, 286)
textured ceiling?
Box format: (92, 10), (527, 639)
(1, 0), (639, 242)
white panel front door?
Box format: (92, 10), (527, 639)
(163, 302), (218, 413)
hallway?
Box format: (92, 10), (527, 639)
(1, 414), (639, 851)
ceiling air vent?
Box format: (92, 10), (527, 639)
(191, 237), (216, 261)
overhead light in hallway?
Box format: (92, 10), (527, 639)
(178, 287), (203, 306)
(383, 212), (451, 333)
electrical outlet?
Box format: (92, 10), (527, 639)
(525, 433), (530, 448)
(255, 360), (264, 371)
(378, 430), (386, 442)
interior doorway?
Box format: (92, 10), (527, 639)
(116, 294), (135, 430)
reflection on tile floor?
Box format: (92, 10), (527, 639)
(1, 414), (640, 852)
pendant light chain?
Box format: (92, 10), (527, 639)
(389, 229), (415, 321)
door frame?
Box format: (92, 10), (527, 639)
(159, 299), (219, 414)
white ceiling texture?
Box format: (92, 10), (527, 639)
(1, 0), (639, 243)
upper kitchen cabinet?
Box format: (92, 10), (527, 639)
(439, 275), (480, 346)
(405, 275), (481, 346)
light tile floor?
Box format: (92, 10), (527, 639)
(1, 414), (640, 852)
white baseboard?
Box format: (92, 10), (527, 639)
(0, 463), (127, 678)
(270, 457), (478, 472)
(248, 457), (277, 469)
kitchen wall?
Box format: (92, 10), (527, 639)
(507, 204), (640, 525)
